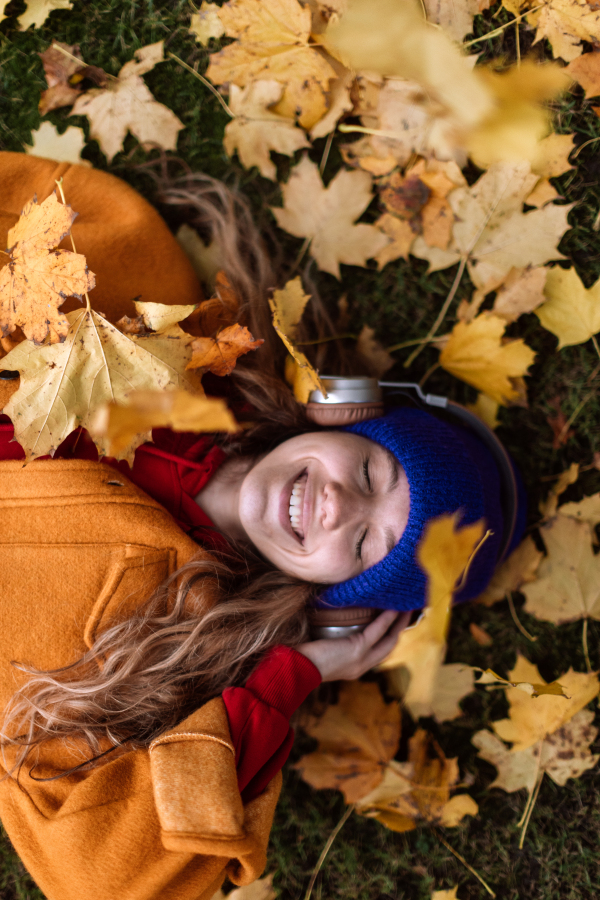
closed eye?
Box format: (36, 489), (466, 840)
(355, 528), (368, 561)
(363, 457), (373, 492)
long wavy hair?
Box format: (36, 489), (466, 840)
(1, 169), (334, 779)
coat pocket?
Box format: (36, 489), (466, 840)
(83, 544), (177, 648)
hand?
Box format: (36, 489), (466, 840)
(296, 610), (411, 682)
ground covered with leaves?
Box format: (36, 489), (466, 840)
(2, 0), (600, 898)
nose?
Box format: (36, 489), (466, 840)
(321, 481), (362, 531)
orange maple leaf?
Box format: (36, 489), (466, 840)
(186, 322), (264, 376)
(0, 192), (95, 344)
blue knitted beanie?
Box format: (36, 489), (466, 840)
(319, 406), (504, 612)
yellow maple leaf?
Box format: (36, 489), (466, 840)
(559, 492), (600, 526)
(272, 156), (388, 278)
(70, 42), (184, 162)
(473, 708), (599, 792)
(294, 681), (401, 803)
(528, 0), (600, 62)
(18, 0), (72, 30)
(438, 314), (536, 406)
(536, 265), (600, 349)
(531, 132), (576, 178)
(379, 513), (485, 720)
(423, 0), (480, 42)
(205, 0), (337, 129)
(412, 162), (572, 291)
(521, 513), (600, 625)
(24, 122), (91, 168)
(476, 535), (543, 606)
(190, 2), (225, 46)
(492, 267), (549, 323)
(0, 192), (96, 345)
(187, 323), (264, 376)
(1, 307), (203, 464)
(224, 81), (309, 180)
(269, 277), (325, 403)
(356, 729), (478, 832)
(432, 890), (460, 900)
(491, 656), (599, 752)
(92, 388), (238, 457)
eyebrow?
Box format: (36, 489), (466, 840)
(384, 525), (397, 555)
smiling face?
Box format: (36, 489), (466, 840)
(237, 431), (411, 584)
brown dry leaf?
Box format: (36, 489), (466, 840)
(357, 729), (478, 832)
(492, 267), (549, 323)
(491, 656), (599, 751)
(0, 192), (96, 345)
(477, 536), (543, 606)
(92, 389), (238, 457)
(187, 323), (264, 376)
(412, 162), (572, 291)
(70, 42), (184, 162)
(205, 0), (337, 129)
(465, 393), (500, 430)
(272, 155), (388, 278)
(211, 874), (277, 900)
(521, 513), (600, 624)
(536, 266), (600, 349)
(527, 0), (600, 62)
(39, 42), (85, 114)
(1, 306), (204, 464)
(356, 325), (394, 378)
(224, 81), (309, 180)
(18, 0), (72, 30)
(527, 179), (561, 209)
(470, 623), (493, 646)
(24, 122), (91, 167)
(438, 314), (536, 406)
(268, 277), (326, 403)
(546, 395), (575, 449)
(473, 709), (599, 793)
(379, 513), (484, 720)
(531, 132), (575, 178)
(294, 681), (401, 803)
(566, 50), (600, 97)
(375, 160), (457, 268)
(194, 271), (240, 335)
(190, 2), (226, 46)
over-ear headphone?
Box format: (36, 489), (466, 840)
(307, 376), (520, 639)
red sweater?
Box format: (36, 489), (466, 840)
(0, 418), (321, 801)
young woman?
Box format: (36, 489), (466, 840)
(0, 153), (525, 900)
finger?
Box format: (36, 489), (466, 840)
(363, 611), (412, 668)
(360, 610), (399, 646)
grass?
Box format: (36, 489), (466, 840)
(1, 0), (600, 898)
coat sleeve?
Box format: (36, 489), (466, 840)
(0, 700), (280, 900)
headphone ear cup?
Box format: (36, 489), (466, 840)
(305, 401), (384, 426)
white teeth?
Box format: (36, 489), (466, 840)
(288, 474), (307, 536)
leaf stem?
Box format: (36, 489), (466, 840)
(319, 131), (334, 176)
(519, 770), (544, 849)
(433, 828), (496, 897)
(583, 617), (592, 673)
(386, 335), (442, 352)
(507, 591), (537, 642)
(296, 332), (358, 346)
(304, 804), (355, 900)
(290, 237), (312, 275)
(168, 53), (235, 118)
(463, 5), (543, 47)
(404, 257), (467, 368)
(591, 333), (600, 361)
(557, 390), (595, 444)
(55, 178), (91, 313)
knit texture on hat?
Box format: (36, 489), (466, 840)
(319, 406), (503, 611)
